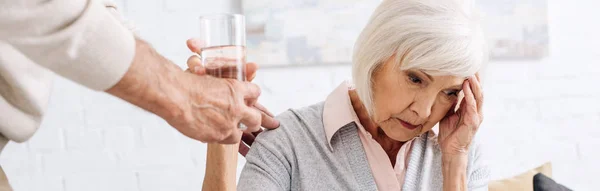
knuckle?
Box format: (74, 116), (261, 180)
(230, 105), (243, 118)
(252, 83), (261, 96)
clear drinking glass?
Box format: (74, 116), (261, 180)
(198, 13), (246, 81)
(198, 14), (247, 130)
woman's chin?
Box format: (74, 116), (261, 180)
(380, 126), (421, 142)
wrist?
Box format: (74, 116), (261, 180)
(442, 153), (468, 191)
(442, 152), (468, 164)
(106, 39), (186, 120)
(442, 153), (468, 175)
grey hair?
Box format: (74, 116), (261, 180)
(351, 0), (488, 115)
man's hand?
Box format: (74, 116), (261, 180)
(106, 39), (263, 144)
(185, 39), (280, 155)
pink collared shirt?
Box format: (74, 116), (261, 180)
(323, 81), (429, 191)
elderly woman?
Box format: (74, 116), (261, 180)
(191, 0), (489, 190)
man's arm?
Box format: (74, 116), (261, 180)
(0, 0), (135, 91)
(0, 0), (264, 143)
(105, 37), (264, 143)
(0, 0), (130, 143)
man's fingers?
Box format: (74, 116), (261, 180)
(251, 128), (263, 137)
(241, 82), (261, 100)
(186, 55), (206, 75)
(185, 38), (206, 75)
(260, 112), (280, 130)
(256, 100), (281, 130)
(252, 100), (280, 130)
(242, 82), (260, 106)
(254, 102), (274, 117)
(239, 107), (262, 133)
(186, 38), (204, 53)
(186, 55), (201, 69)
(245, 62), (258, 81)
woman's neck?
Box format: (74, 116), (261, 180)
(348, 89), (404, 166)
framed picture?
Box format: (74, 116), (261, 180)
(242, 0), (549, 67)
(477, 0), (549, 60)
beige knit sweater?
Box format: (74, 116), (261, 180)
(0, 0), (138, 150)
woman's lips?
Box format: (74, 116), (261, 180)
(399, 119), (420, 130)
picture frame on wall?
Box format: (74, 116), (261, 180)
(477, 0), (549, 60)
(242, 0), (549, 67)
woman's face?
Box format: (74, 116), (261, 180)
(371, 57), (466, 142)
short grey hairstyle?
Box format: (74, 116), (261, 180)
(351, 0), (487, 115)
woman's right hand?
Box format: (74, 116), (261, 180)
(185, 38), (280, 156)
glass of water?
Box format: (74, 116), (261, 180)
(198, 13), (246, 81)
(199, 14), (248, 130)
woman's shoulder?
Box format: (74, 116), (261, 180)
(279, 101), (326, 127)
(239, 102), (327, 190)
(261, 102), (325, 134)
(251, 102), (328, 151)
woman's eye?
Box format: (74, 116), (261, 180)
(409, 75), (422, 84)
(445, 90), (459, 97)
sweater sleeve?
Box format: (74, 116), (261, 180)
(237, 128), (293, 190)
(0, 0), (135, 91)
(468, 139), (492, 191)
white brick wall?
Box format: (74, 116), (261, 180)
(1, 0), (599, 190)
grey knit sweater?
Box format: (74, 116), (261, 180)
(238, 102), (490, 191)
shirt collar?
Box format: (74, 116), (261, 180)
(322, 81), (362, 150)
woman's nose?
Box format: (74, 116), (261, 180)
(409, 96), (435, 118)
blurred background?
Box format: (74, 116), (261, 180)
(1, 0), (599, 190)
